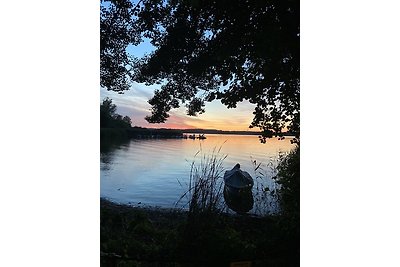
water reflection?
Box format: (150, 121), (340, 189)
(100, 134), (295, 213)
(100, 137), (130, 171)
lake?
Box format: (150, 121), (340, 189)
(100, 134), (296, 214)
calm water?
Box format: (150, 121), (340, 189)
(100, 134), (295, 214)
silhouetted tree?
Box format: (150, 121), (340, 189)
(100, 0), (143, 93)
(100, 97), (132, 128)
(100, 97), (116, 127)
(122, 115), (132, 126)
(101, 0), (299, 140)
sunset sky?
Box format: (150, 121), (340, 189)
(100, 39), (257, 131)
(100, 85), (256, 131)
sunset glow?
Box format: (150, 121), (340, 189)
(100, 85), (257, 131)
(99, 34), (260, 131)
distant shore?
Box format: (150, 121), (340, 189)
(101, 126), (296, 141)
(182, 128), (261, 135)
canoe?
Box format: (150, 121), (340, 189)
(223, 164), (254, 213)
(223, 164), (254, 190)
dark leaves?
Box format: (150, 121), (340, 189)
(101, 0), (300, 138)
(186, 97), (205, 116)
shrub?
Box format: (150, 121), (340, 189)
(274, 145), (300, 219)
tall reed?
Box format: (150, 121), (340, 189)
(250, 150), (287, 216)
(250, 144), (299, 218)
(176, 145), (227, 216)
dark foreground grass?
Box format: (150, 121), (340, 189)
(100, 199), (299, 267)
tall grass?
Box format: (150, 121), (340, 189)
(176, 142), (299, 219)
(176, 145), (227, 216)
(250, 153), (282, 216)
(250, 144), (299, 221)
(250, 145), (301, 217)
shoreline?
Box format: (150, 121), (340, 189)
(100, 198), (298, 266)
(100, 126), (296, 139)
(100, 198), (271, 219)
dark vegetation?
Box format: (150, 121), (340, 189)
(101, 126), (185, 140)
(101, 0), (299, 141)
(101, 199), (297, 267)
(177, 147), (227, 216)
(101, 97), (132, 129)
(274, 145), (300, 238)
(100, 97), (185, 141)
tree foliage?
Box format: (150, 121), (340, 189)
(101, 97), (132, 128)
(100, 0), (141, 93)
(101, 0), (299, 140)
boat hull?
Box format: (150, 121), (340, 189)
(223, 185), (254, 213)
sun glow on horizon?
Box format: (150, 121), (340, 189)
(101, 86), (257, 131)
(139, 101), (256, 131)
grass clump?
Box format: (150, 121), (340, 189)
(177, 146), (227, 218)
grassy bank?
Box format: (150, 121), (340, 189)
(101, 199), (299, 267)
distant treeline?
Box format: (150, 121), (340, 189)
(182, 128), (296, 136)
(182, 129), (260, 135)
(101, 126), (184, 140)
(127, 127), (183, 138)
(101, 126), (296, 140)
(100, 98), (295, 141)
